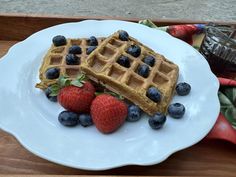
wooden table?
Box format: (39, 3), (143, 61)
(0, 14), (235, 176)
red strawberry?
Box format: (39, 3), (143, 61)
(58, 82), (95, 113)
(91, 94), (128, 134)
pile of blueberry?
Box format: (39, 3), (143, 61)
(117, 31), (156, 79)
(127, 82), (191, 130)
(58, 111), (93, 127)
(44, 32), (191, 131)
(45, 35), (100, 80)
(67, 43), (82, 65)
(44, 86), (94, 127)
(86, 36), (99, 54)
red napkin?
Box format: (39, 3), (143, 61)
(206, 77), (236, 144)
(138, 20), (236, 144)
(207, 113), (236, 144)
(218, 77), (236, 86)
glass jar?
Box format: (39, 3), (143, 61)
(200, 23), (236, 77)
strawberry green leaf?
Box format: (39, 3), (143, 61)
(106, 91), (124, 100)
(49, 92), (59, 97)
(71, 80), (83, 87)
(76, 73), (87, 81)
(95, 91), (124, 100)
(70, 73), (87, 87)
(58, 76), (71, 87)
(95, 92), (103, 96)
(49, 84), (60, 92)
(49, 84), (60, 96)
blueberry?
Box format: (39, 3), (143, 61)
(176, 82), (191, 96)
(79, 114), (93, 127)
(58, 111), (80, 127)
(126, 45), (141, 57)
(144, 55), (155, 67)
(148, 112), (166, 130)
(88, 36), (98, 46)
(117, 55), (130, 68)
(45, 67), (60, 79)
(86, 46), (97, 54)
(168, 103), (185, 119)
(66, 54), (80, 65)
(146, 87), (162, 102)
(127, 105), (141, 122)
(119, 30), (129, 41)
(68, 45), (82, 54)
(137, 64), (150, 78)
(52, 35), (67, 46)
(44, 86), (57, 102)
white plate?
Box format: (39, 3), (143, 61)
(0, 20), (220, 170)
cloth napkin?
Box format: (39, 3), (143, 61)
(139, 19), (236, 144)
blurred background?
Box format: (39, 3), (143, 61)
(0, 0), (235, 22)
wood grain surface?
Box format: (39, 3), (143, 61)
(0, 128), (236, 176)
(0, 14), (236, 176)
(0, 13), (235, 41)
(1, 40), (236, 176)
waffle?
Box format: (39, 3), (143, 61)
(36, 37), (105, 90)
(81, 31), (179, 115)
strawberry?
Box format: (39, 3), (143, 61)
(58, 82), (95, 113)
(91, 94), (128, 134)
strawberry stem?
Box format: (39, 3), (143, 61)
(49, 74), (88, 96)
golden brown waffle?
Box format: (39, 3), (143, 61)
(81, 31), (179, 115)
(36, 37), (105, 90)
